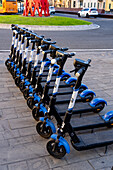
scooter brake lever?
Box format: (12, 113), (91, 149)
(70, 69), (76, 73)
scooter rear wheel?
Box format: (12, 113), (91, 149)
(94, 102), (105, 113)
(47, 139), (66, 159)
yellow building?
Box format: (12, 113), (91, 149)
(51, 0), (113, 11)
(105, 0), (113, 11)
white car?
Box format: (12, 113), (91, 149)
(78, 8), (98, 18)
(35, 6), (55, 15)
(49, 6), (55, 14)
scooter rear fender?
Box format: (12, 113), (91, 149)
(65, 77), (77, 84)
(89, 98), (107, 107)
(102, 111), (113, 121)
(53, 68), (65, 75)
(80, 89), (96, 98)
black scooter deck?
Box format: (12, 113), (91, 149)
(71, 115), (108, 131)
(73, 128), (113, 151)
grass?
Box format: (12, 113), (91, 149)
(0, 15), (92, 26)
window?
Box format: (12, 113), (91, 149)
(98, 3), (99, 9)
(73, 1), (76, 7)
(88, 3), (89, 7)
(0, 0), (2, 7)
(91, 2), (93, 7)
(103, 2), (105, 8)
(109, 3), (111, 9)
(80, 1), (83, 7)
(94, 3), (96, 8)
(84, 3), (86, 7)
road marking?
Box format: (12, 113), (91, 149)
(1, 49), (113, 53)
(68, 49), (113, 52)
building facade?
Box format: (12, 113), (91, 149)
(52, 0), (113, 11)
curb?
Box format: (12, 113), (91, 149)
(0, 23), (100, 31)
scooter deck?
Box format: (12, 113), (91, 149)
(73, 128), (113, 151)
(71, 114), (109, 131)
(55, 101), (91, 115)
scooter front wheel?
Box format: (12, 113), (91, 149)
(5, 59), (10, 67)
(27, 97), (34, 109)
(23, 88), (29, 100)
(15, 76), (20, 87)
(47, 139), (66, 159)
(19, 82), (25, 92)
(32, 106), (44, 120)
(84, 93), (94, 102)
(36, 121), (52, 139)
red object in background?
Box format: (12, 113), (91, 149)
(23, 0), (28, 16)
(33, 0), (41, 16)
(40, 0), (50, 17)
(23, 0), (50, 17)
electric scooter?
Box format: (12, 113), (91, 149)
(45, 59), (113, 158)
(6, 27), (22, 71)
(5, 24), (21, 67)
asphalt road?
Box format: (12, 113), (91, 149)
(0, 13), (113, 50)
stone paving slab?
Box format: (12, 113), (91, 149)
(0, 51), (113, 170)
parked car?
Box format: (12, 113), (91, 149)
(35, 6), (55, 15)
(78, 8), (98, 18)
(49, 6), (55, 14)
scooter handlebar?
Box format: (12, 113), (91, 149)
(42, 49), (51, 54)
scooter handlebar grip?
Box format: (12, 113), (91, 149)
(45, 38), (51, 41)
(40, 35), (44, 38)
(87, 59), (91, 65)
(61, 47), (68, 51)
(51, 41), (56, 44)
(12, 27), (17, 31)
(68, 52), (75, 58)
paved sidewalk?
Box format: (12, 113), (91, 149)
(0, 23), (100, 31)
(0, 50), (113, 170)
